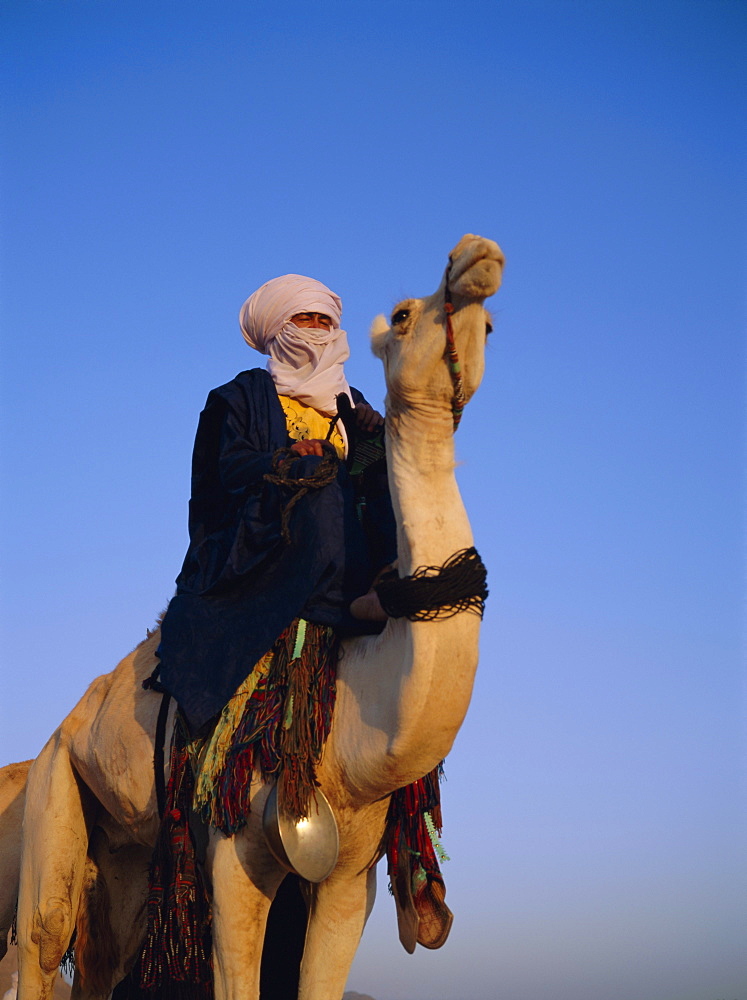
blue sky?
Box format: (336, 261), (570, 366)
(1, 2), (745, 999)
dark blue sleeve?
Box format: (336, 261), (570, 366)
(217, 399), (277, 493)
(196, 370), (290, 497)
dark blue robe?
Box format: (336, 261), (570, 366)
(157, 369), (390, 732)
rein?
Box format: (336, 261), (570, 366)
(443, 256), (466, 432)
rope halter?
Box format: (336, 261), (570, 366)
(443, 256), (466, 432)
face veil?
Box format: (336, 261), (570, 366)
(239, 274), (352, 415)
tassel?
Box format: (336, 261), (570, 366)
(424, 811), (450, 864)
(139, 720), (213, 999)
(189, 619), (339, 833)
(192, 651), (272, 828)
(275, 620), (338, 819)
(386, 764), (448, 898)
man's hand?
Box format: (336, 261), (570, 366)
(290, 438), (326, 457)
(354, 402), (385, 432)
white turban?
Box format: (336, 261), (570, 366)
(239, 274), (352, 417)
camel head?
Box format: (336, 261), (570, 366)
(371, 234), (504, 422)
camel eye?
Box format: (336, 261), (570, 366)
(486, 320), (493, 335)
(391, 308), (410, 326)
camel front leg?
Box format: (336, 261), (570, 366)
(209, 823), (286, 1000)
(298, 865), (378, 1000)
(17, 732), (92, 1000)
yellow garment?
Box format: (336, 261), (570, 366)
(278, 394), (345, 459)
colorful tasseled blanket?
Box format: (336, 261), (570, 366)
(138, 617), (447, 996)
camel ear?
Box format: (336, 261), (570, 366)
(370, 315), (390, 358)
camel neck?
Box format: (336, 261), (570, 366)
(323, 401), (483, 799)
(385, 403), (474, 574)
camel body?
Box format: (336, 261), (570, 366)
(16, 235), (505, 1000)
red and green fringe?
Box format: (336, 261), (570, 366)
(138, 717), (213, 999)
(386, 763), (449, 918)
(200, 618), (339, 831)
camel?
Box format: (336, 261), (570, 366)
(1, 758), (151, 998)
(1, 761), (32, 964)
(16, 233), (505, 1000)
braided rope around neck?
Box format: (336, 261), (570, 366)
(375, 547), (488, 621)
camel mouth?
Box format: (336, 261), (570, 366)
(448, 238), (505, 299)
(463, 246), (505, 273)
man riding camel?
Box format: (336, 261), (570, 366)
(156, 274), (395, 733)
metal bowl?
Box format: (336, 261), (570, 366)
(262, 783), (339, 883)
